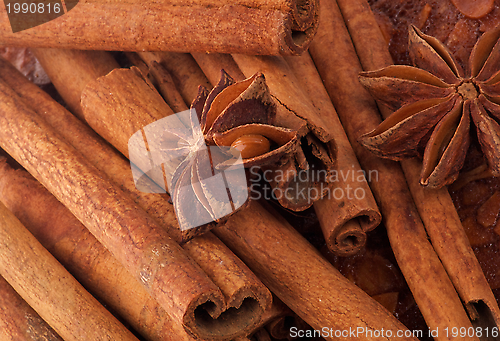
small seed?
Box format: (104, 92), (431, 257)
(230, 134), (271, 159)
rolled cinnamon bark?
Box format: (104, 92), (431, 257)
(0, 202), (140, 341)
(0, 274), (64, 341)
(308, 0), (477, 337)
(192, 53), (247, 87)
(285, 52), (381, 256)
(32, 46), (413, 338)
(0, 56), (272, 340)
(0, 72), (229, 339)
(0, 160), (195, 341)
(336, 0), (500, 328)
(31, 48), (119, 121)
(213, 200), (418, 341)
(135, 56), (190, 113)
(0, 0), (318, 56)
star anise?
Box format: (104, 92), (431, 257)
(358, 25), (500, 188)
(188, 70), (335, 211)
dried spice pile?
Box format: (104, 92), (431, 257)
(1, 0), (500, 341)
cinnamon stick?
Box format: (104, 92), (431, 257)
(213, 200), (419, 341)
(285, 52), (382, 256)
(192, 53), (247, 87)
(0, 202), (140, 341)
(0, 274), (64, 341)
(0, 160), (195, 341)
(0, 56), (272, 340)
(336, 0), (500, 329)
(31, 48), (119, 121)
(0, 69), (229, 339)
(136, 56), (190, 113)
(137, 52), (212, 108)
(219, 53), (380, 255)
(1, 0), (318, 56)
(308, 0), (477, 337)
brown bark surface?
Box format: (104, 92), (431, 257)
(138, 52), (212, 108)
(285, 52), (382, 256)
(214, 200), (418, 341)
(0, 56), (272, 340)
(0, 275), (64, 341)
(0, 202), (140, 341)
(32, 48), (119, 120)
(308, 0), (477, 338)
(1, 0), (318, 55)
(0, 160), (196, 341)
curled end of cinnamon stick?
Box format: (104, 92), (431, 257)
(314, 194), (382, 257)
(327, 220), (367, 257)
(181, 232), (272, 340)
(183, 294), (269, 340)
(281, 0), (320, 55)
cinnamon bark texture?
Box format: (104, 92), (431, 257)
(0, 0), (318, 56)
(0, 202), (140, 341)
(192, 53), (247, 87)
(131, 54), (189, 113)
(285, 52), (381, 256)
(0, 57), (272, 340)
(337, 0), (500, 330)
(0, 73), (238, 340)
(0, 160), (195, 341)
(213, 200), (418, 341)
(137, 52), (212, 107)
(31, 48), (119, 120)
(308, 0), (477, 338)
(0, 275), (64, 341)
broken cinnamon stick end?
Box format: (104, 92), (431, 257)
(467, 300), (500, 333)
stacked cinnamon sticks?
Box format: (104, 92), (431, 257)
(0, 0), (499, 340)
